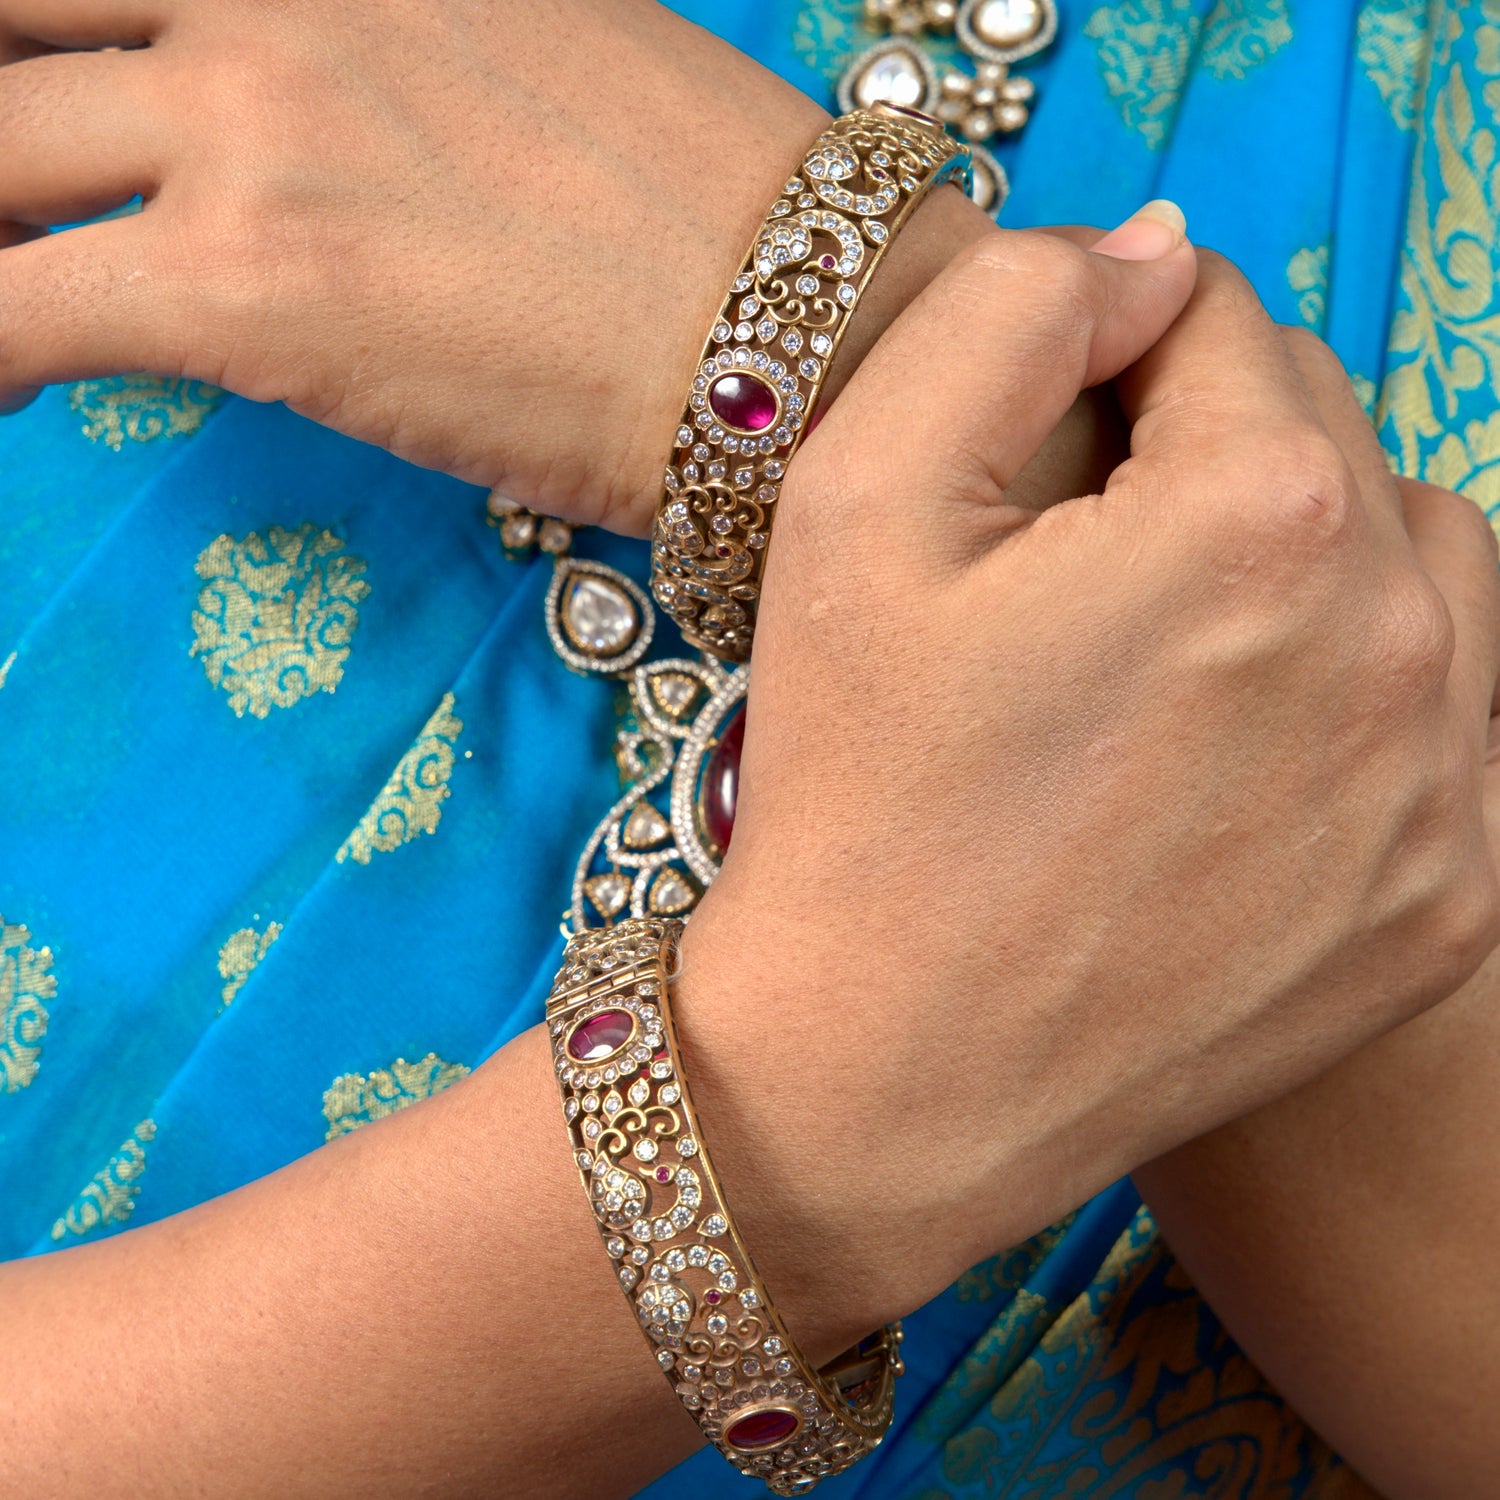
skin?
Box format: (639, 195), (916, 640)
(0, 3), (1497, 1496)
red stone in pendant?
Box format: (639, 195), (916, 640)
(566, 1008), (635, 1063)
(655, 1166), (672, 1183)
(708, 373), (778, 434)
(724, 1407), (800, 1452)
(819, 254), (837, 269)
(701, 707), (744, 852)
(705, 1289), (722, 1304)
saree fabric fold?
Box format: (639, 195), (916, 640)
(0, 2), (1493, 1495)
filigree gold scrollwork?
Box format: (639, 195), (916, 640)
(651, 108), (968, 661)
(546, 921), (904, 1492)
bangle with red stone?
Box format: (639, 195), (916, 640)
(649, 104), (970, 663)
(546, 917), (904, 1494)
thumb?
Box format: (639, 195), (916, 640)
(803, 202), (1196, 542)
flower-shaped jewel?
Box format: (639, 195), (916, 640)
(936, 60), (1036, 142)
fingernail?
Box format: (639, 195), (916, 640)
(1091, 199), (1188, 261)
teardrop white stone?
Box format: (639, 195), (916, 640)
(852, 46), (929, 110)
(971, 0), (1043, 47)
(563, 574), (639, 657)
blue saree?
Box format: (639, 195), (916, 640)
(0, 1), (1492, 1494)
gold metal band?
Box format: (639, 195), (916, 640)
(649, 105), (970, 663)
(546, 918), (903, 1493)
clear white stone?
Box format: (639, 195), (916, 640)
(810, 334), (832, 357)
(852, 46), (928, 110)
(603, 1090), (622, 1115)
(562, 575), (639, 657)
(677, 1137), (698, 1157)
(635, 1138), (659, 1162)
(660, 1083), (681, 1104)
(688, 1246), (710, 1267)
(703, 1214), (727, 1236)
(628, 1078), (650, 1106)
(971, 0), (1044, 48)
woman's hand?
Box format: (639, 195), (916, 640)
(0, 0), (1013, 528)
(676, 229), (1500, 1348)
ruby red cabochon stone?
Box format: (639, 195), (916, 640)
(701, 706), (744, 853)
(724, 1407), (800, 1451)
(566, 1008), (635, 1063)
(708, 373), (778, 434)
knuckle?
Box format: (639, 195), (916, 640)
(1378, 569), (1456, 691)
(1229, 427), (1360, 546)
(1424, 860), (1500, 993)
(1280, 325), (1348, 386)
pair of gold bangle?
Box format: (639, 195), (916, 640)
(550, 107), (969, 1492)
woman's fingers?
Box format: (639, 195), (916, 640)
(808, 204), (1196, 543)
(1280, 323), (1500, 731)
(1111, 250), (1391, 535)
(0, 219), (186, 401)
(0, 1), (163, 50)
(0, 50), (163, 224)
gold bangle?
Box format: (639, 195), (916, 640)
(546, 918), (904, 1494)
(649, 105), (970, 663)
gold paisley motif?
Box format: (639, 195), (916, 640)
(1380, 12), (1500, 528)
(1083, 0), (1202, 149)
(191, 524), (371, 719)
(1201, 0), (1294, 81)
(1357, 0), (1434, 129)
(322, 1053), (471, 1141)
(1428, 410), (1500, 510)
(1287, 243), (1331, 331)
(50, 1119), (157, 1241)
(217, 920), (283, 1005)
(0, 917), (54, 1093)
(927, 1208), (1376, 1497)
(68, 376), (222, 450)
(335, 693), (463, 864)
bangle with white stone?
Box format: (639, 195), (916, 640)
(546, 917), (903, 1494)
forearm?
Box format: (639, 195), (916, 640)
(0, 1022), (883, 1498)
(1134, 949), (1500, 1500)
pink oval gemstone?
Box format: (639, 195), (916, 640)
(701, 707), (744, 853)
(705, 1289), (722, 1304)
(708, 373), (778, 434)
(566, 1008), (635, 1063)
(655, 1166), (672, 1183)
(819, 254), (837, 269)
(725, 1407), (800, 1452)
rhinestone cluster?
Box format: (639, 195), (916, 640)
(650, 108), (968, 663)
(547, 920), (902, 1493)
